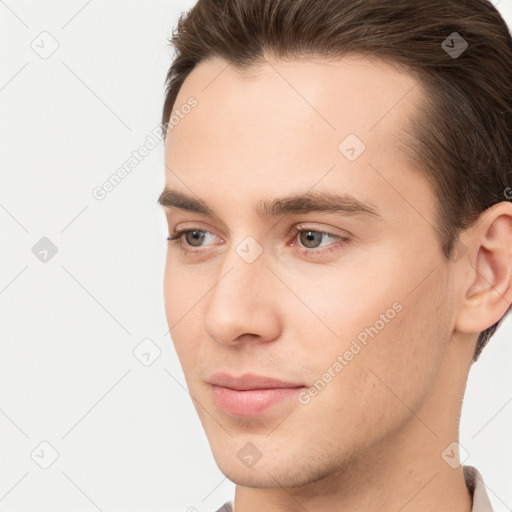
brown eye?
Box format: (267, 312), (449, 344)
(299, 230), (324, 249)
(290, 226), (350, 257)
(184, 229), (206, 247)
(167, 228), (218, 254)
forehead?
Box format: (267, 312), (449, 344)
(163, 54), (434, 226)
(167, 53), (420, 143)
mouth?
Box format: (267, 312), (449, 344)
(207, 372), (307, 417)
(210, 385), (306, 416)
(207, 371), (305, 390)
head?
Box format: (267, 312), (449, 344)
(158, 0), (512, 489)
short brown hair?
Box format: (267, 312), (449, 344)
(161, 0), (512, 361)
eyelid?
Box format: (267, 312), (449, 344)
(289, 222), (352, 240)
(170, 221), (351, 240)
(168, 223), (221, 243)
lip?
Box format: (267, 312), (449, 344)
(208, 372), (307, 417)
(207, 372), (305, 390)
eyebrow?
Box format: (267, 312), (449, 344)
(157, 187), (382, 220)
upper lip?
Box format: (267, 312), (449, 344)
(208, 372), (305, 390)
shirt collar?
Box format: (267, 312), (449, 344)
(464, 465), (494, 512)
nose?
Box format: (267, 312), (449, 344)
(203, 242), (282, 346)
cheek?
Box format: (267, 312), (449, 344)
(343, 266), (452, 419)
(163, 254), (203, 320)
(293, 277), (451, 452)
(298, 250), (451, 411)
(163, 258), (204, 361)
(284, 252), (403, 352)
(163, 258), (180, 325)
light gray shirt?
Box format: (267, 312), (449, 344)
(214, 465), (494, 512)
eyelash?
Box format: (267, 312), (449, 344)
(166, 226), (349, 257)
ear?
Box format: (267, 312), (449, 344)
(454, 201), (512, 336)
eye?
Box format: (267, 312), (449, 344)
(167, 228), (218, 254)
(289, 226), (349, 256)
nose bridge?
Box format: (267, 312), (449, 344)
(216, 233), (269, 299)
(204, 236), (280, 344)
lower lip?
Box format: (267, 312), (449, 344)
(211, 385), (306, 417)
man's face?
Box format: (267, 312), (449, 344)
(161, 55), (456, 487)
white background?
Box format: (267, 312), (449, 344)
(1, 1), (511, 511)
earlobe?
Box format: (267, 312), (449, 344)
(454, 203), (512, 335)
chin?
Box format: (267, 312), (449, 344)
(211, 445), (320, 489)
(224, 468), (279, 488)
